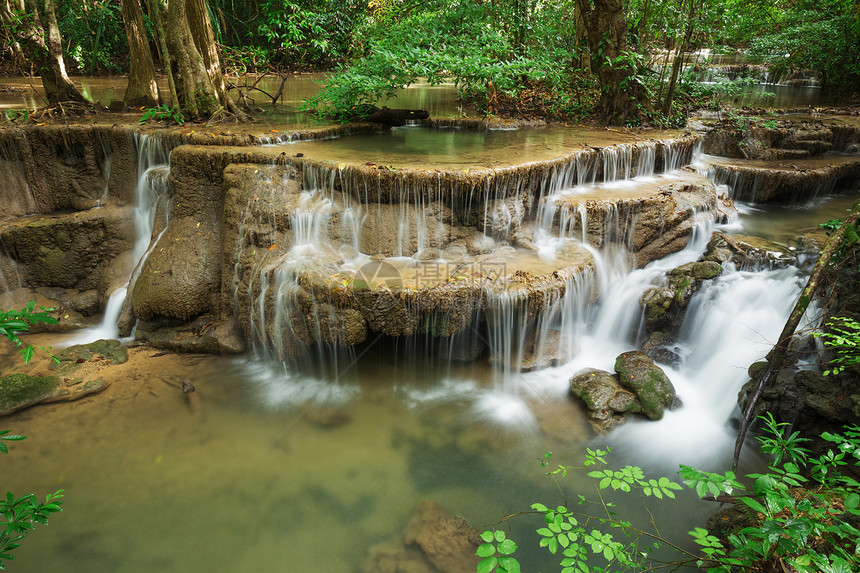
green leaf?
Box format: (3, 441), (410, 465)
(494, 530), (506, 543)
(477, 556), (498, 573)
(498, 556), (520, 573)
(497, 539), (517, 555)
(739, 497), (768, 515)
(845, 493), (859, 509)
(476, 543), (496, 558)
(480, 531), (494, 543)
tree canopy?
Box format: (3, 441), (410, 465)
(0, 0), (857, 124)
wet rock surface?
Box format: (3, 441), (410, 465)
(739, 241), (860, 454)
(569, 368), (641, 432)
(0, 206), (135, 295)
(569, 352), (677, 431)
(614, 351), (678, 420)
(54, 338), (128, 366)
(134, 315), (245, 354)
(638, 233), (797, 361)
(0, 370), (111, 416)
(702, 119), (860, 160)
(0, 288), (94, 332)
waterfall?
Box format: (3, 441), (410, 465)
(607, 263), (803, 469)
(0, 237), (23, 294)
(64, 134), (172, 345)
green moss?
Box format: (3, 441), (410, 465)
(0, 374), (59, 414)
(674, 277), (693, 305)
(53, 339), (128, 368)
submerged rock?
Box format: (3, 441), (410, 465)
(54, 338), (129, 366)
(134, 315), (245, 355)
(361, 500), (480, 573)
(519, 329), (572, 372)
(0, 373), (110, 416)
(0, 373), (59, 415)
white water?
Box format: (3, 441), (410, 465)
(230, 135), (806, 472)
(63, 135), (171, 346)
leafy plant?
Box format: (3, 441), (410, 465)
(813, 316), (860, 375)
(0, 301), (58, 364)
(0, 431), (63, 570)
(479, 417), (860, 573)
(139, 104), (185, 126)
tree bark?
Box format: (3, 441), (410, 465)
(733, 213), (859, 468)
(21, 0), (87, 104)
(185, 0), (246, 118)
(576, 0), (651, 125)
(144, 0), (179, 108)
(162, 0), (243, 119)
(121, 0), (161, 107)
(164, 0), (220, 117)
(662, 0), (699, 115)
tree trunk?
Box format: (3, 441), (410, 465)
(21, 0), (87, 104)
(0, 0), (28, 74)
(662, 0), (699, 115)
(163, 0), (243, 119)
(572, 0), (588, 70)
(121, 0), (161, 108)
(638, 0), (650, 55)
(164, 0), (219, 117)
(576, 0), (651, 125)
(185, 0), (246, 118)
(145, 0), (179, 108)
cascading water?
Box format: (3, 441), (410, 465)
(64, 134), (171, 345)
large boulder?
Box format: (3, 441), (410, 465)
(640, 260), (723, 336)
(569, 368), (641, 432)
(614, 351), (677, 420)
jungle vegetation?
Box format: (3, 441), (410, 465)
(0, 0), (858, 124)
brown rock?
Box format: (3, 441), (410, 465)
(402, 500), (481, 573)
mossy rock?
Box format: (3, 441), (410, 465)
(614, 351), (676, 420)
(0, 374), (60, 415)
(54, 339), (128, 366)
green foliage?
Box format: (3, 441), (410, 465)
(683, 417), (860, 573)
(477, 529), (519, 573)
(0, 302), (58, 364)
(746, 0), (860, 93)
(139, 104), (185, 126)
(2, 109), (32, 124)
(480, 418), (860, 573)
(209, 0), (366, 69)
(301, 0), (584, 120)
(813, 316), (860, 376)
(0, 432), (63, 570)
(56, 0), (127, 74)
